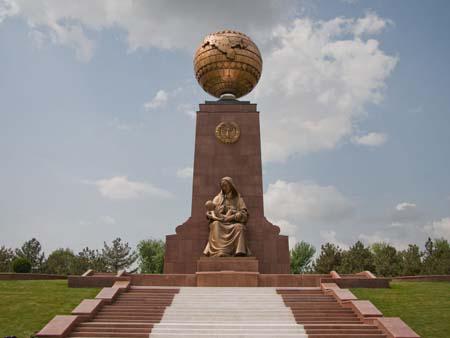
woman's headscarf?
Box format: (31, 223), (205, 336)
(212, 176), (248, 222)
(220, 176), (239, 198)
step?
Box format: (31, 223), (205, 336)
(151, 328), (306, 334)
(304, 324), (379, 329)
(73, 328), (151, 333)
(308, 335), (386, 338)
(154, 322), (303, 330)
(149, 335), (308, 338)
(79, 323), (153, 328)
(69, 333), (149, 337)
(307, 329), (383, 334)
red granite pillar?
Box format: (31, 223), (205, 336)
(164, 100), (290, 274)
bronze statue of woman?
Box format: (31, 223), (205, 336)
(203, 177), (251, 257)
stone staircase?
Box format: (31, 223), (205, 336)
(37, 284), (419, 338)
(149, 287), (306, 337)
(278, 288), (387, 337)
(68, 287), (178, 338)
(64, 286), (387, 338)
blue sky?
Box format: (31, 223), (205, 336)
(1, 0), (449, 254)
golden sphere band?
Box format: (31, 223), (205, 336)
(194, 30), (262, 99)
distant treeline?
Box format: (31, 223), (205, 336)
(291, 238), (450, 276)
(1, 237), (449, 276)
(0, 238), (164, 275)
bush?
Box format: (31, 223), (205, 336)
(339, 241), (374, 274)
(15, 238), (45, 272)
(421, 238), (450, 275)
(45, 248), (83, 275)
(371, 242), (402, 277)
(12, 257), (32, 273)
(0, 246), (15, 272)
(313, 243), (342, 273)
(400, 244), (422, 276)
(76, 247), (108, 273)
(290, 241), (316, 274)
(102, 238), (137, 272)
(137, 239), (165, 274)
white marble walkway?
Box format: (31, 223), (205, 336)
(149, 287), (307, 338)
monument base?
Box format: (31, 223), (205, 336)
(196, 271), (259, 287)
(69, 269), (391, 288)
(164, 101), (291, 275)
(197, 256), (259, 272)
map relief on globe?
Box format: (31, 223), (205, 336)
(194, 30), (263, 99)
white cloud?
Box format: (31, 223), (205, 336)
(352, 132), (388, 146)
(358, 231), (409, 250)
(89, 176), (172, 200)
(0, 0), (18, 22)
(7, 0), (294, 59)
(264, 180), (354, 249)
(144, 90), (169, 111)
(176, 166), (193, 179)
(392, 202), (420, 224)
(358, 232), (389, 245)
(352, 11), (392, 36)
(78, 220), (92, 226)
(177, 103), (197, 119)
(4, 4), (397, 163)
(255, 13), (397, 162)
(396, 202), (417, 211)
(265, 180), (354, 223)
(273, 219), (298, 249)
(320, 230), (348, 249)
(424, 217), (450, 240)
(109, 117), (143, 132)
(29, 28), (47, 48)
(47, 22), (94, 62)
(79, 216), (116, 226)
(389, 222), (404, 228)
(99, 215), (116, 225)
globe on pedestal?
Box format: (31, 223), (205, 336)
(194, 30), (263, 99)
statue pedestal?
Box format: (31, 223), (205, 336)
(197, 256), (259, 272)
(164, 100), (290, 274)
(196, 271), (259, 287)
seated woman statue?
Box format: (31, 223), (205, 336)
(203, 176), (251, 257)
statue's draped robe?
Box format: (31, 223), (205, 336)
(203, 185), (251, 257)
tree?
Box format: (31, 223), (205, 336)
(102, 238), (137, 272)
(0, 246), (15, 272)
(313, 243), (342, 273)
(290, 241), (316, 274)
(15, 238), (45, 272)
(371, 242), (402, 277)
(137, 239), (165, 274)
(421, 238), (450, 275)
(12, 257), (32, 273)
(424, 237), (433, 257)
(76, 247), (108, 273)
(399, 244), (422, 276)
(339, 241), (374, 274)
(45, 248), (83, 275)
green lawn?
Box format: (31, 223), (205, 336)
(0, 280), (100, 338)
(0, 280), (448, 338)
(352, 281), (450, 338)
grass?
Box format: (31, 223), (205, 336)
(352, 281), (450, 338)
(0, 280), (448, 338)
(0, 280), (100, 338)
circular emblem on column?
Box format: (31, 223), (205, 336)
(215, 121), (240, 144)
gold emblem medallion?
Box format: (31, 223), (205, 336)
(215, 121), (240, 144)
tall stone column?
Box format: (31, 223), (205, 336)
(164, 100), (290, 274)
